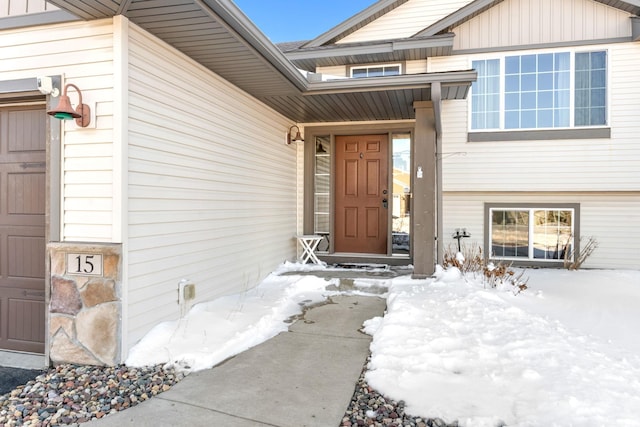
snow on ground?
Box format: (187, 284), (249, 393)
(125, 262), (382, 371)
(126, 262), (640, 426)
(364, 268), (640, 427)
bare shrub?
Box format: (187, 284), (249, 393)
(443, 244), (528, 295)
(563, 235), (598, 270)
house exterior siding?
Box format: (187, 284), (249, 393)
(0, 19), (116, 243)
(441, 1), (639, 268)
(442, 192), (640, 269)
(305, 0), (640, 270)
(0, 0), (57, 17)
(439, 43), (640, 192)
(338, 0), (472, 44)
(126, 22), (297, 350)
(454, 0), (632, 51)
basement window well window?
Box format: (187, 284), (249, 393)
(487, 205), (577, 262)
(351, 64), (401, 78)
(471, 51), (607, 130)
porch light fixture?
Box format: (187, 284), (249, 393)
(287, 125), (304, 144)
(47, 83), (91, 127)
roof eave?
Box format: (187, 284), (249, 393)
(198, 0), (309, 91)
(304, 70), (477, 97)
(287, 34), (454, 61)
(303, 0), (410, 48)
(414, 0), (504, 37)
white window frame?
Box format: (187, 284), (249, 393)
(469, 48), (609, 133)
(350, 63), (403, 78)
(488, 206), (577, 263)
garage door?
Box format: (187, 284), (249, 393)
(0, 105), (46, 354)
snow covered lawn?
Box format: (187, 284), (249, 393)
(364, 268), (640, 427)
(126, 263), (640, 426)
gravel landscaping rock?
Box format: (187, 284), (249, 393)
(343, 359), (458, 427)
(2, 358), (453, 426)
(0, 364), (185, 426)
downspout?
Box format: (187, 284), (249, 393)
(432, 82), (444, 265)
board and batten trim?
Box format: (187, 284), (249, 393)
(112, 15), (129, 356)
(468, 128), (611, 142)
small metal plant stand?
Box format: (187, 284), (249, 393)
(452, 228), (471, 252)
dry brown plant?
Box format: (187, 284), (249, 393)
(563, 234), (598, 270)
(443, 244), (528, 295)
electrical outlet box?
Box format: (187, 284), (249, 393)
(178, 280), (196, 305)
(183, 283), (195, 300)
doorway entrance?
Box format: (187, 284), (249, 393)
(0, 105), (46, 354)
(334, 135), (389, 254)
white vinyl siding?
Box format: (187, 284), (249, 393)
(438, 42), (640, 192)
(454, 0), (633, 51)
(126, 23), (297, 350)
(316, 65), (347, 77)
(339, 0), (472, 43)
(0, 0), (58, 17)
(427, 56), (468, 73)
(405, 60), (428, 74)
(442, 192), (640, 269)
(0, 19), (116, 242)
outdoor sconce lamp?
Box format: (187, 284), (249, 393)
(47, 83), (91, 127)
(287, 125), (304, 145)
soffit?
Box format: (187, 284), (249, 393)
(282, 34), (455, 73)
(48, 0), (307, 98)
(46, 0), (476, 122)
(262, 71), (476, 122)
(594, 0), (640, 15)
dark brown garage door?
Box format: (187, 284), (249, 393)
(0, 105), (46, 354)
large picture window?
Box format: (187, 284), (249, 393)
(488, 206), (576, 262)
(471, 51), (606, 131)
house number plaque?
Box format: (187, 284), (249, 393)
(66, 253), (103, 276)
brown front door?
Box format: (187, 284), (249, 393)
(0, 105), (46, 354)
(335, 134), (389, 254)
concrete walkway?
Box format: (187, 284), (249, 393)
(90, 295), (386, 427)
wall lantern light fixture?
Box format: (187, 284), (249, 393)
(286, 125), (304, 145)
(47, 83), (91, 127)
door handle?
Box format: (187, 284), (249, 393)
(382, 198), (388, 208)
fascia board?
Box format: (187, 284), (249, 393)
(303, 0), (408, 48)
(303, 70), (477, 95)
(287, 34), (455, 61)
(199, 0), (309, 91)
(414, 0), (504, 37)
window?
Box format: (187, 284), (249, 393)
(351, 64), (401, 78)
(314, 136), (331, 234)
(471, 51), (606, 130)
(488, 206), (576, 262)
(392, 133), (411, 255)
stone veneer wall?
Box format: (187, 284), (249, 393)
(47, 243), (122, 366)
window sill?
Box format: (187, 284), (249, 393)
(468, 127), (611, 142)
(489, 258), (567, 268)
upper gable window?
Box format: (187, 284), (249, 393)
(351, 64), (401, 78)
(471, 51), (607, 131)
